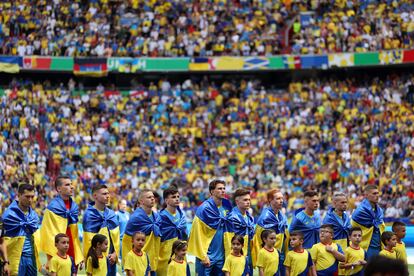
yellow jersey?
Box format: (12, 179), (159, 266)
(343, 245), (366, 276)
(124, 250), (150, 275)
(222, 253), (248, 276)
(167, 259), (188, 276)
(256, 247), (279, 276)
(394, 241), (407, 264)
(284, 249), (314, 276)
(379, 248), (397, 259)
(86, 256), (107, 276)
(49, 254), (73, 276)
(310, 242), (343, 276)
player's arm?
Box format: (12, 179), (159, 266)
(309, 264), (317, 276)
(126, 269), (135, 276)
(285, 266), (290, 276)
(49, 273), (57, 276)
(258, 267), (264, 276)
(224, 272), (230, 276)
(0, 238), (9, 276)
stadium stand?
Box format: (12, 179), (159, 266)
(1, 74), (414, 221)
(1, 0), (413, 57)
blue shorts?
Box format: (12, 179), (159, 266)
(196, 258), (224, 276)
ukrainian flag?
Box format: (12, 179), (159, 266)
(252, 207), (288, 267)
(39, 195), (83, 265)
(122, 208), (161, 271)
(82, 203), (120, 261)
(322, 207), (351, 250)
(157, 207), (188, 276)
(187, 198), (233, 261)
(351, 199), (385, 251)
(0, 56), (21, 73)
(226, 207), (254, 258)
(2, 200), (41, 275)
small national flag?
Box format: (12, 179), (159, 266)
(328, 53), (354, 67)
(0, 56), (22, 73)
(189, 57), (211, 71)
(74, 58), (108, 77)
(283, 56), (301, 69)
(301, 55), (328, 69)
(379, 50), (402, 64)
(403, 49), (414, 63)
(243, 57), (270, 70)
(118, 58), (142, 73)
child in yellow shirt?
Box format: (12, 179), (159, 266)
(49, 233), (75, 276)
(379, 231), (397, 259)
(223, 235), (249, 276)
(86, 234), (108, 276)
(256, 229), (279, 276)
(167, 240), (190, 276)
(124, 231), (151, 276)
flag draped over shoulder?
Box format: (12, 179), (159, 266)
(226, 207), (254, 257)
(122, 208), (161, 271)
(157, 208), (188, 276)
(323, 208), (351, 249)
(82, 203), (120, 260)
(252, 207), (288, 267)
(187, 198), (232, 261)
(289, 208), (321, 249)
(39, 196), (83, 264)
(2, 200), (41, 275)
(73, 58), (107, 77)
(351, 199), (385, 250)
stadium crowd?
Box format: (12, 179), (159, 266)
(1, 74), (414, 221)
(0, 0), (414, 57)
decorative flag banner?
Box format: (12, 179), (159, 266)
(328, 53), (354, 67)
(74, 58), (107, 77)
(300, 55), (329, 69)
(108, 58), (144, 73)
(243, 57), (270, 70)
(354, 52), (379, 66)
(189, 57), (212, 71)
(379, 50), (402, 65)
(283, 55), (301, 69)
(0, 56), (22, 73)
(403, 49), (414, 63)
(212, 57), (244, 70)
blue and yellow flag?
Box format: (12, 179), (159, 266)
(157, 207), (188, 276)
(82, 202), (120, 261)
(122, 208), (161, 271)
(351, 199), (385, 251)
(2, 200), (41, 275)
(289, 208), (321, 249)
(226, 207), (254, 257)
(39, 195), (83, 264)
(187, 198), (232, 261)
(252, 207), (288, 267)
(322, 208), (351, 250)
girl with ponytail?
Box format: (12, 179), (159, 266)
(167, 240), (189, 275)
(86, 234), (108, 276)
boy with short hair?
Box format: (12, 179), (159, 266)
(310, 224), (345, 276)
(49, 233), (75, 276)
(379, 231), (397, 259)
(284, 231), (316, 276)
(392, 221), (407, 263)
(340, 227), (367, 276)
